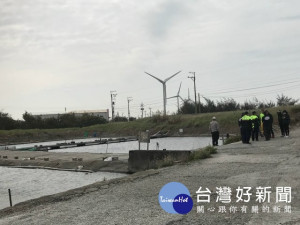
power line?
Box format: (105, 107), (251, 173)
(206, 80), (300, 95)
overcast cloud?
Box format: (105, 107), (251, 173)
(0, 0), (300, 119)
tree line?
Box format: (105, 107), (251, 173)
(0, 112), (107, 130)
(179, 94), (298, 114)
(0, 94), (298, 130)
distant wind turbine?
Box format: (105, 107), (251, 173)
(145, 71), (181, 115)
(167, 82), (184, 112)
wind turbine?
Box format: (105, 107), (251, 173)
(167, 82), (184, 112)
(145, 71), (181, 115)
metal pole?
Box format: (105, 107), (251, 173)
(198, 93), (201, 113)
(141, 103), (144, 118)
(111, 93), (113, 120)
(127, 97), (132, 122)
(163, 83), (167, 115)
(110, 91), (117, 121)
(8, 189), (12, 207)
(188, 72), (197, 114)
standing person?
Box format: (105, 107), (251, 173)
(277, 110), (284, 137)
(238, 112), (245, 136)
(251, 111), (260, 141)
(262, 110), (273, 141)
(282, 110), (290, 137)
(209, 116), (219, 146)
(241, 111), (252, 144)
(259, 109), (265, 137)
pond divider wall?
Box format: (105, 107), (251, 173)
(128, 150), (192, 173)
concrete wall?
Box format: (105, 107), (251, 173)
(128, 150), (192, 173)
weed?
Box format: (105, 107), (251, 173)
(224, 136), (241, 145)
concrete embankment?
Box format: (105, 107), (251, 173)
(0, 128), (299, 225)
(0, 151), (129, 173)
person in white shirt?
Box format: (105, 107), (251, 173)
(209, 116), (220, 146)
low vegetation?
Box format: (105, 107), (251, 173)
(224, 135), (242, 145)
(189, 146), (218, 161)
(0, 105), (299, 144)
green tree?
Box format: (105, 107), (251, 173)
(277, 94), (299, 106)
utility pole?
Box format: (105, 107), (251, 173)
(145, 71), (181, 115)
(198, 93), (201, 113)
(127, 97), (132, 122)
(188, 72), (197, 114)
(149, 107), (152, 117)
(140, 103), (144, 118)
(110, 91), (117, 121)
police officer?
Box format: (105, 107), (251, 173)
(241, 111), (252, 144)
(250, 111), (260, 141)
(259, 109), (265, 137)
(238, 112), (245, 136)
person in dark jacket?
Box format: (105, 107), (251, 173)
(262, 110), (273, 141)
(282, 110), (290, 137)
(277, 110), (284, 137)
(238, 112), (245, 136)
(241, 111), (252, 144)
(251, 111), (260, 141)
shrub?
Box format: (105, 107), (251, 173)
(224, 135), (241, 145)
(167, 115), (182, 124)
(151, 114), (169, 123)
(203, 145), (218, 154)
(188, 145), (218, 161)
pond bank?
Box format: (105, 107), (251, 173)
(0, 150), (129, 173)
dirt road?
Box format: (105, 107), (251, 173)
(0, 128), (299, 225)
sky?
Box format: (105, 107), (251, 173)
(0, 0), (300, 120)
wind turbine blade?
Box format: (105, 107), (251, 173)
(164, 71), (181, 82)
(179, 96), (184, 101)
(167, 96), (177, 99)
(145, 72), (163, 83)
(177, 82), (182, 95)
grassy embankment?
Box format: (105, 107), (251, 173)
(0, 105), (299, 145)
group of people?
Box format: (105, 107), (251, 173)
(238, 109), (290, 144)
(208, 109), (291, 146)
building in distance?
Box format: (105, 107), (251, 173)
(33, 109), (109, 121)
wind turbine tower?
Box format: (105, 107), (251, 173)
(167, 82), (183, 112)
(145, 71), (181, 115)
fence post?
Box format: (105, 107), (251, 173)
(8, 189), (12, 207)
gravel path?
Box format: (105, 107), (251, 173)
(0, 128), (299, 225)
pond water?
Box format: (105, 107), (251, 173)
(0, 167), (126, 210)
(10, 137), (215, 154)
